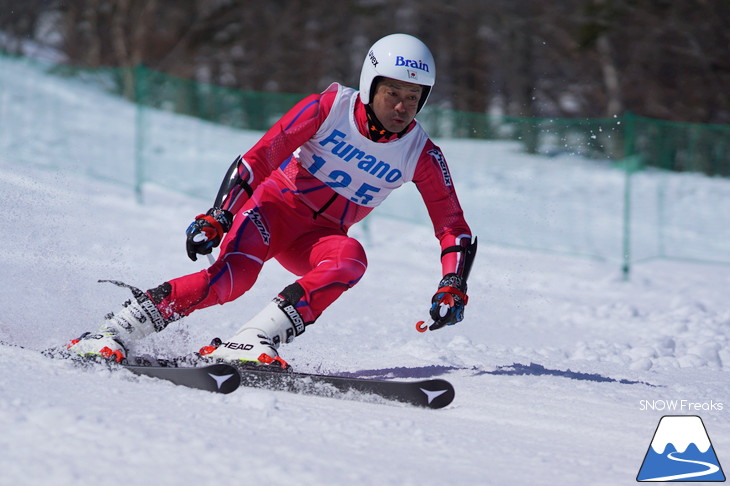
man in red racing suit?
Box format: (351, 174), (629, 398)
(67, 33), (476, 369)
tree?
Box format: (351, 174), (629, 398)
(2, 0), (728, 123)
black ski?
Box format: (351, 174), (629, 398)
(123, 363), (241, 394)
(126, 357), (455, 408)
(232, 366), (455, 409)
(1, 341), (454, 407)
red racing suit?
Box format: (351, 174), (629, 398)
(154, 83), (472, 326)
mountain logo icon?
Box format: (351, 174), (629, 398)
(637, 415), (725, 482)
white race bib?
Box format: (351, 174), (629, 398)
(297, 84), (428, 207)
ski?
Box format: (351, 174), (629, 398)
(232, 365), (455, 409)
(126, 356), (455, 408)
(123, 363), (241, 394)
(1, 341), (454, 407)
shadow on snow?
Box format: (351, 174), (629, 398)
(340, 362), (657, 386)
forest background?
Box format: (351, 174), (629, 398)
(2, 0), (729, 125)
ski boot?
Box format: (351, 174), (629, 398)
(67, 281), (171, 363)
(200, 296), (307, 370)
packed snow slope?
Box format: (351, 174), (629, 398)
(1, 57), (729, 486)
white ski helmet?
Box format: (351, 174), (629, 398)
(359, 33), (435, 113)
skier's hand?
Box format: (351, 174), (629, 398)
(185, 208), (233, 261)
(428, 273), (468, 330)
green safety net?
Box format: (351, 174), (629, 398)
(2, 53), (729, 275)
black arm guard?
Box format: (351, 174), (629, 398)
(440, 236), (478, 282)
(213, 155), (254, 210)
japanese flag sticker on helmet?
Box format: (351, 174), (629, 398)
(359, 33), (436, 113)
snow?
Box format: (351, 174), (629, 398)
(1, 54), (729, 486)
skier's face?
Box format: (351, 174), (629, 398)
(370, 78), (423, 133)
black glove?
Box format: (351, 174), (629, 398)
(185, 208), (233, 261)
(428, 273), (468, 330)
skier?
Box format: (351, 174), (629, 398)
(67, 33), (476, 368)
